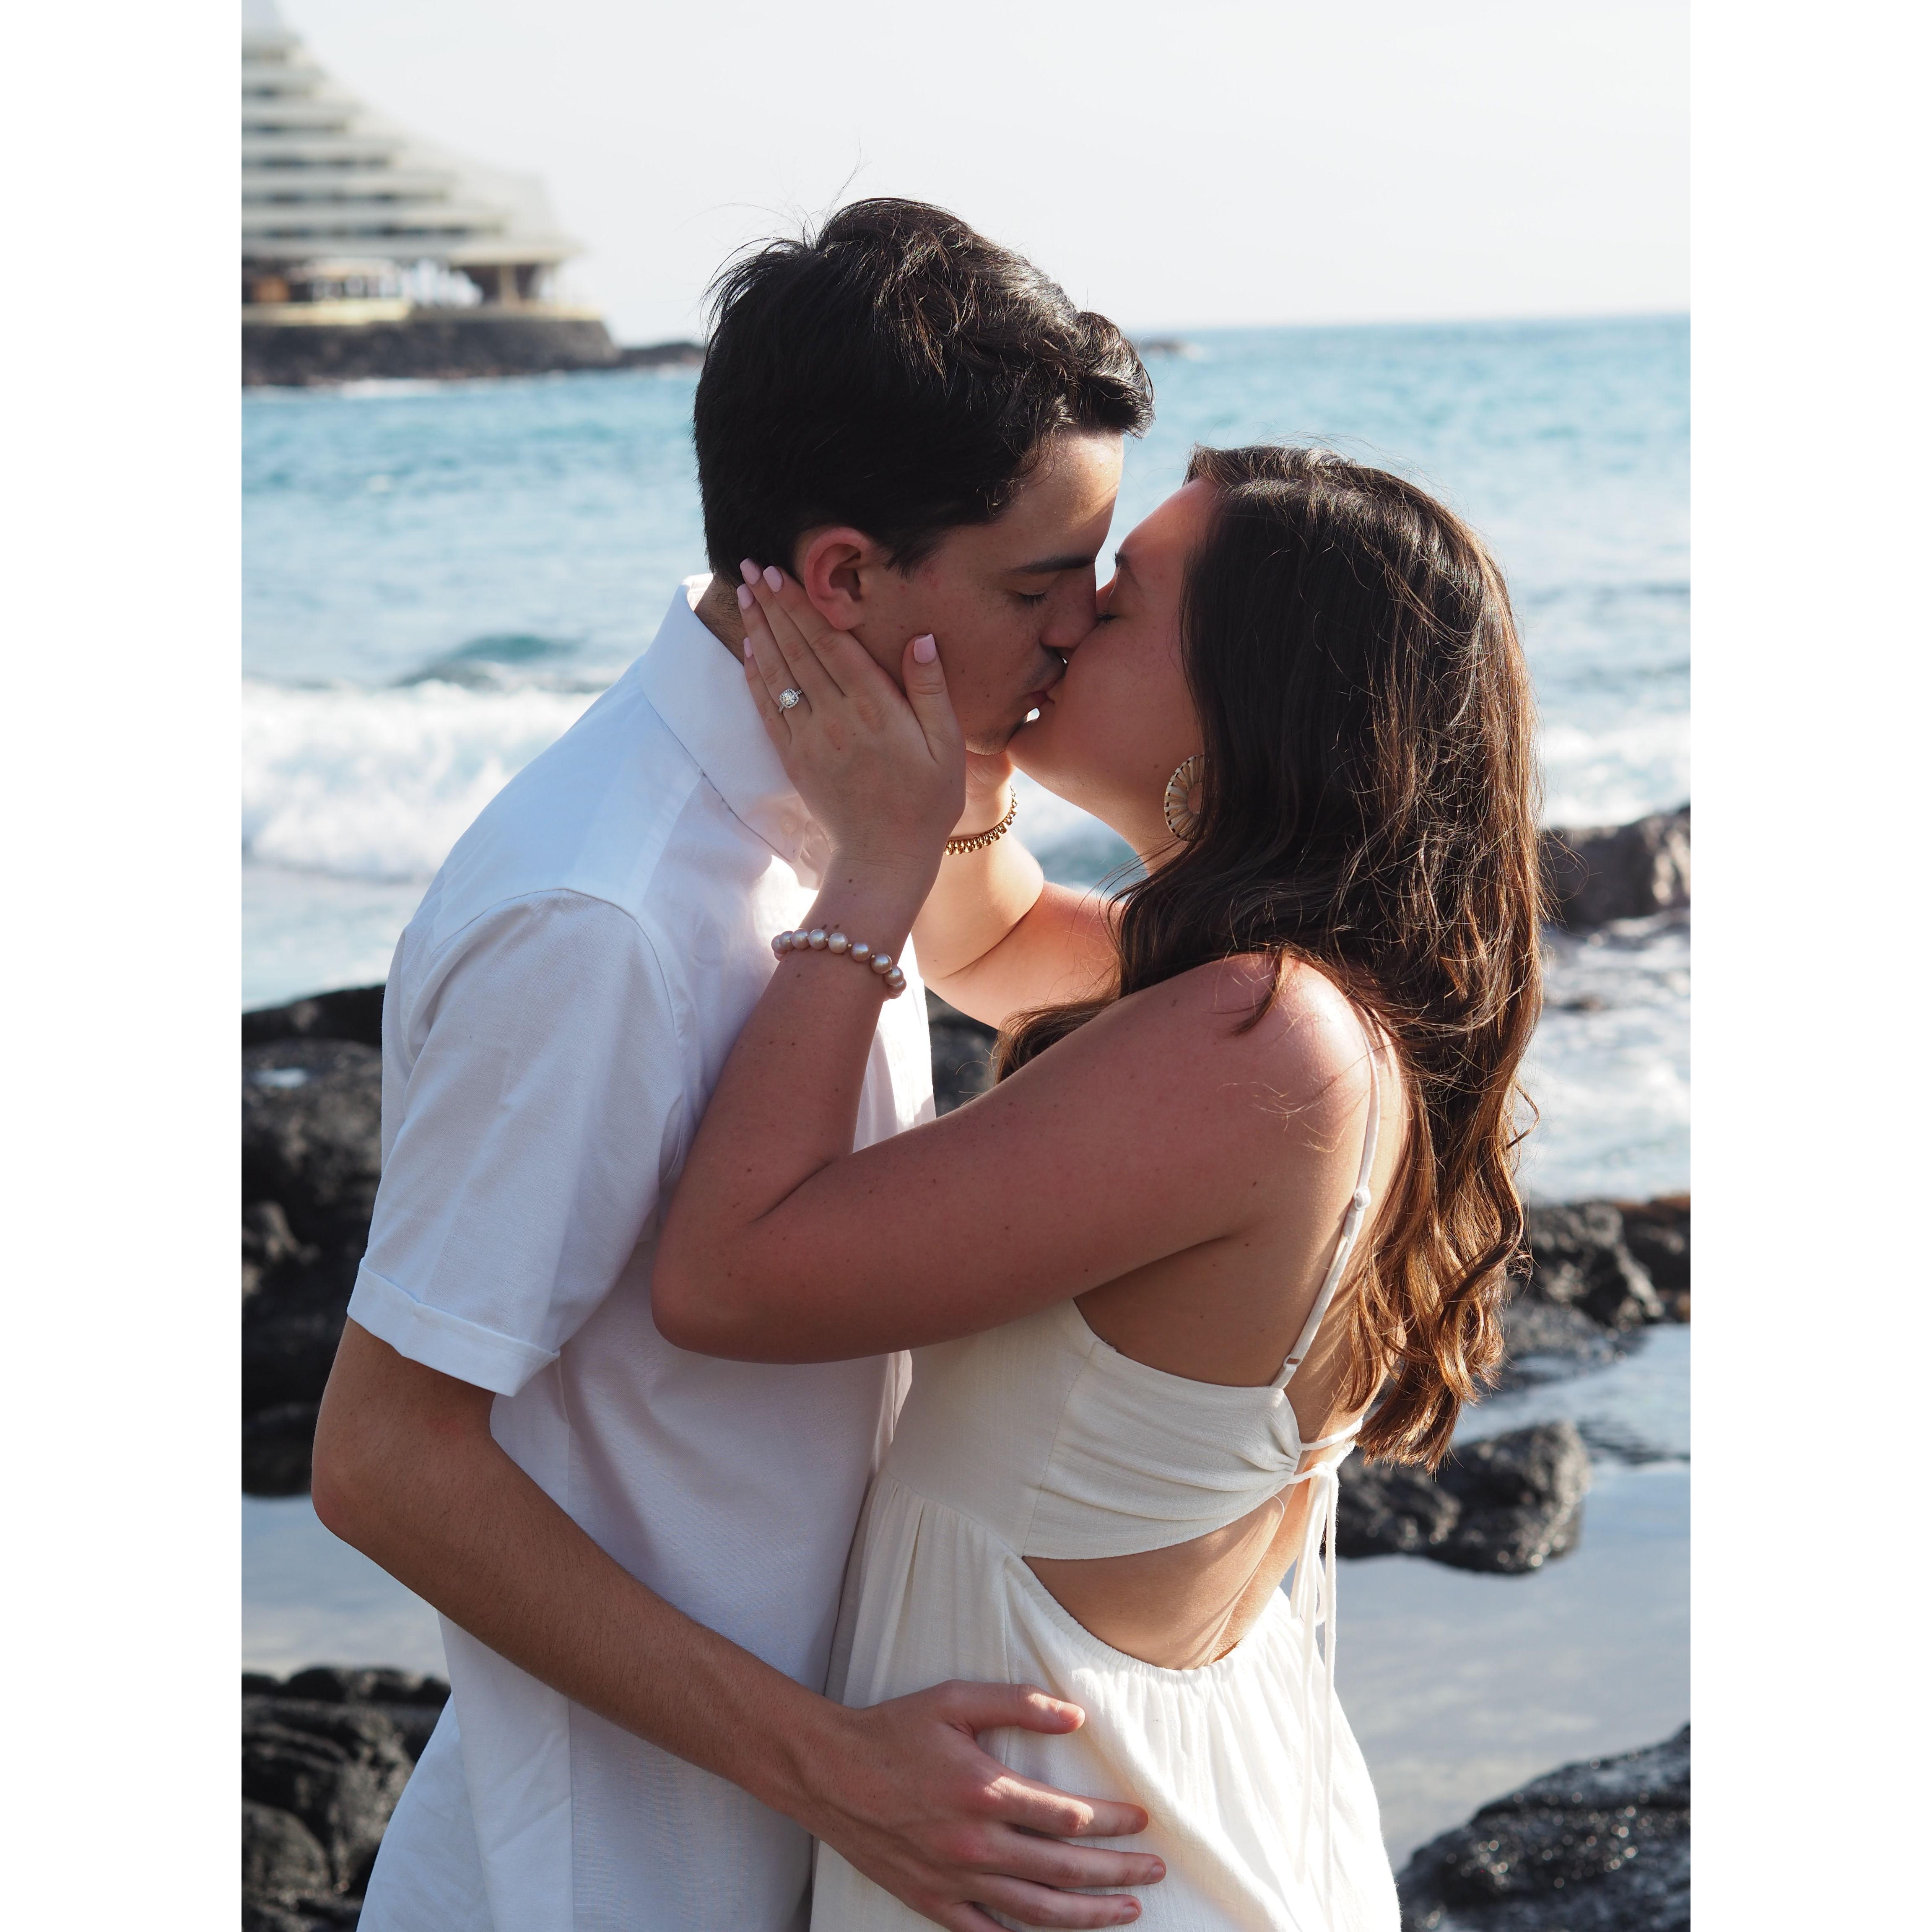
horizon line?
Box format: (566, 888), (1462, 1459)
(603, 306), (1690, 352)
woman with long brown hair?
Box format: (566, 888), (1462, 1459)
(654, 445), (1544, 1930)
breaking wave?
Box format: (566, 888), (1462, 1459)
(242, 678), (598, 879)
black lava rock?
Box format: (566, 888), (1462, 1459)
(1335, 1459), (1463, 1556)
(243, 1800), (331, 1905)
(244, 312), (623, 387)
(1523, 1202), (1664, 1333)
(278, 1668), (451, 1760)
(244, 1892), (365, 1932)
(279, 1666), (450, 1709)
(1491, 1192), (1688, 1389)
(1338, 1421), (1590, 1573)
(243, 986), (385, 1052)
(1492, 1294), (1628, 1391)
(1615, 1196), (1690, 1314)
(1398, 1726), (1689, 1930)
(244, 1402), (324, 1497)
(615, 340), (706, 369)
(244, 1201), (317, 1302)
(242, 1039), (384, 1251)
(241, 1702), (413, 1894)
(927, 992), (997, 1115)
(1434, 1423), (1592, 1573)
(242, 1034), (383, 1485)
(1542, 808), (1690, 931)
(242, 1672), (449, 1929)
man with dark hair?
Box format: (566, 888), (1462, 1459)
(317, 201), (1163, 1932)
(692, 199), (1152, 758)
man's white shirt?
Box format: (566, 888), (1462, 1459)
(352, 577), (931, 1932)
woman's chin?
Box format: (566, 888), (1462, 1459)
(1010, 727), (1098, 815)
(1008, 721), (1065, 791)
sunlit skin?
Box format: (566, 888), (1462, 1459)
(697, 430), (1125, 758)
(657, 497), (1410, 1671)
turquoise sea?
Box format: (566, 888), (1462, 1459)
(243, 314), (1689, 1197)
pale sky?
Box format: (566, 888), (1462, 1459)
(272, 0), (1688, 346)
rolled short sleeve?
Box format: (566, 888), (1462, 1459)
(349, 891), (690, 1395)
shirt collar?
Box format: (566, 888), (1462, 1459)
(636, 574), (822, 873)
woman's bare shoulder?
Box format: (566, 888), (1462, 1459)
(1073, 953), (1381, 1152)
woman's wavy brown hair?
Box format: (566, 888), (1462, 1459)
(998, 445), (1545, 1468)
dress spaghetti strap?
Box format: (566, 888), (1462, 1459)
(1268, 1023), (1386, 1915)
(1280, 1033), (1384, 1386)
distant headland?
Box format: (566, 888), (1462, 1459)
(242, 315), (705, 387)
(242, 3), (701, 386)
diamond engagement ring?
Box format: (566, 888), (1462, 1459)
(777, 687), (803, 711)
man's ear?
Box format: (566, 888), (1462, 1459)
(795, 527), (891, 630)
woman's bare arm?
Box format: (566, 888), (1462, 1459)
(911, 762), (1116, 1028)
(653, 927), (1366, 1367)
(916, 857), (1117, 1030)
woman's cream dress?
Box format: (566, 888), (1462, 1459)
(811, 1055), (1399, 1930)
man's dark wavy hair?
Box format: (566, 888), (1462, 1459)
(693, 199), (1153, 579)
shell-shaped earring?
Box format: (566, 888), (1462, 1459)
(1163, 755), (1206, 843)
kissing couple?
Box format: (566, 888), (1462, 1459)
(314, 199), (1543, 1932)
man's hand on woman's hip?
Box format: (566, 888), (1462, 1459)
(313, 1324), (1160, 1931)
(781, 1679), (1162, 1930)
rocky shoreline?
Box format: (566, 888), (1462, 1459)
(244, 1668), (448, 1931)
(1338, 1420), (1593, 1573)
(242, 309), (707, 387)
(1543, 808), (1688, 932)
(1396, 1727), (1690, 1930)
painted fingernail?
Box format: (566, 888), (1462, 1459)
(740, 558), (759, 584)
(737, 583), (753, 610)
(763, 565), (783, 592)
(912, 634), (937, 663)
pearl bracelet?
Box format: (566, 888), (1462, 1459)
(771, 927), (909, 997)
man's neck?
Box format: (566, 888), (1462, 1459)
(693, 574), (748, 661)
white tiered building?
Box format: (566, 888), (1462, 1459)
(242, 0), (585, 322)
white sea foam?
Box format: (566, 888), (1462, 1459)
(332, 378), (456, 400)
(1539, 714), (1690, 829)
(244, 677), (1687, 890)
(1517, 913), (1690, 1200)
(242, 678), (597, 880)
(241, 682), (1136, 890)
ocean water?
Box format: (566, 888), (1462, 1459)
(243, 315), (1688, 1197)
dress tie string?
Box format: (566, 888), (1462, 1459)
(1273, 1025), (1381, 1918)
(1282, 1431), (1355, 1922)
